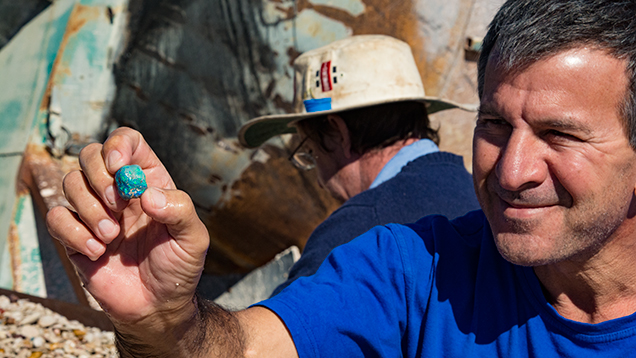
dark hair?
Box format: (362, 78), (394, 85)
(296, 101), (439, 155)
(477, 0), (636, 148)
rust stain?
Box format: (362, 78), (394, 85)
(286, 46), (302, 67)
(20, 144), (78, 212)
(40, 4), (101, 111)
(272, 93), (294, 114)
(8, 223), (21, 291)
(16, 144), (90, 305)
(200, 143), (340, 274)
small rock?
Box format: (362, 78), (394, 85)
(31, 336), (45, 348)
(37, 315), (57, 328)
(73, 329), (86, 340)
(0, 296), (10, 309)
(43, 331), (62, 343)
(20, 312), (41, 326)
(0, 295), (116, 357)
(19, 325), (40, 338)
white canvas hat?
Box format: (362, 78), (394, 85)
(238, 35), (477, 148)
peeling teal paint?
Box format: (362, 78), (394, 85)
(43, 5), (75, 78)
(0, 241), (12, 292)
(0, 0), (77, 155)
(0, 101), (25, 148)
(0, 156), (20, 291)
(14, 194), (46, 297)
(45, 1), (128, 140)
(0, 0), (111, 296)
(13, 196), (26, 226)
(0, 1), (77, 293)
(61, 25), (100, 69)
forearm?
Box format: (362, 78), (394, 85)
(115, 294), (246, 358)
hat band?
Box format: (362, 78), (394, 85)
(304, 98), (332, 113)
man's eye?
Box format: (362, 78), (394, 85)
(478, 117), (509, 127)
(489, 119), (508, 126)
(545, 129), (580, 142)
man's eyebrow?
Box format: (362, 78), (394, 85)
(535, 118), (592, 135)
(477, 106), (502, 118)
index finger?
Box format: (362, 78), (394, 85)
(102, 127), (176, 190)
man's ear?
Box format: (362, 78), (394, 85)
(327, 114), (353, 159)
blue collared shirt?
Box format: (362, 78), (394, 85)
(369, 139), (439, 189)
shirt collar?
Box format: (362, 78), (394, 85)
(368, 139), (439, 189)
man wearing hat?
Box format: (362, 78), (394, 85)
(238, 35), (480, 294)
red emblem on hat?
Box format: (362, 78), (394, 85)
(320, 61), (333, 92)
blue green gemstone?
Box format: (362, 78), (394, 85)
(115, 165), (147, 200)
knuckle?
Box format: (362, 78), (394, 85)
(78, 143), (102, 160)
(45, 206), (75, 240)
(62, 170), (83, 190)
(62, 171), (87, 202)
(176, 189), (195, 212)
(45, 207), (62, 235)
(114, 126), (139, 137)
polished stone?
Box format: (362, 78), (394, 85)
(115, 165), (147, 200)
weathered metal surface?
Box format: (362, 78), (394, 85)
(0, 0), (129, 301)
(0, 1), (51, 50)
(112, 0), (344, 273)
(0, 0), (78, 293)
(1, 0), (506, 286)
(427, 0), (505, 169)
(214, 246), (300, 310)
(0, 156), (22, 291)
(43, 1), (129, 156)
(200, 144), (339, 273)
(6, 159), (47, 297)
(21, 144), (91, 306)
(7, 192), (47, 298)
(111, 0), (504, 274)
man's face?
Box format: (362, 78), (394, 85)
(473, 48), (636, 266)
(294, 126), (348, 202)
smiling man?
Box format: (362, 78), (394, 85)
(46, 0), (636, 357)
(475, 48), (636, 271)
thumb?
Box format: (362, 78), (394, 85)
(140, 187), (209, 258)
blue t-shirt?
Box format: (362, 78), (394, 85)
(258, 210), (636, 357)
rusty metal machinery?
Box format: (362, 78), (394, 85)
(111, 0), (502, 274)
(0, 1), (504, 298)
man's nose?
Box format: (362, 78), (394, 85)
(495, 131), (547, 191)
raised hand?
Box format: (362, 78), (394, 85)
(46, 127), (209, 328)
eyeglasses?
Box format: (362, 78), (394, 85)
(288, 136), (317, 171)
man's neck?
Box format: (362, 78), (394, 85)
(534, 226), (636, 324)
(358, 138), (420, 191)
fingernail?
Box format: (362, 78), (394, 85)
(107, 150), (122, 170)
(98, 219), (116, 238)
(86, 238), (104, 256)
(149, 187), (166, 209)
(105, 185), (117, 205)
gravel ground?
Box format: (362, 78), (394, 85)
(0, 295), (116, 358)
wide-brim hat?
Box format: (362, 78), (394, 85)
(238, 35), (477, 148)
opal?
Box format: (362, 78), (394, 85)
(115, 165), (147, 200)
